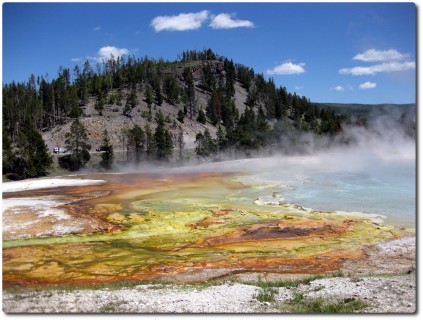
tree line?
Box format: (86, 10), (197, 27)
(3, 48), (345, 180)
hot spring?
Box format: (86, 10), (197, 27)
(2, 150), (415, 287)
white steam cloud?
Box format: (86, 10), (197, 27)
(112, 105), (415, 228)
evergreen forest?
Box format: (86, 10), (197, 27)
(3, 48), (347, 180)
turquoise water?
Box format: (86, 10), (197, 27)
(245, 156), (416, 228)
(189, 155), (415, 229)
(279, 165), (415, 228)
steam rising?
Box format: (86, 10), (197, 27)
(120, 105), (415, 227)
(114, 105), (415, 176)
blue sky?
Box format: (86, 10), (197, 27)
(2, 1), (416, 104)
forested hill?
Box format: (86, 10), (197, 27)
(3, 48), (346, 179)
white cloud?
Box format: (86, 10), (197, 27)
(98, 46), (129, 60)
(339, 61), (416, 76)
(294, 86), (304, 90)
(151, 10), (209, 32)
(88, 46), (129, 62)
(209, 13), (254, 29)
(331, 85), (353, 92)
(93, 26), (101, 31)
(341, 48), (415, 77)
(353, 49), (409, 62)
(267, 62), (305, 75)
(359, 81), (377, 90)
(71, 57), (81, 62)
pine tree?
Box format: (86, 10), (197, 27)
(256, 106), (271, 147)
(197, 108), (207, 124)
(152, 78), (163, 106)
(195, 132), (205, 157)
(233, 106), (256, 149)
(216, 126), (227, 152)
(145, 124), (156, 160)
(164, 130), (174, 160)
(221, 96), (238, 131)
(95, 90), (105, 115)
(62, 118), (91, 171)
(154, 110), (173, 161)
(124, 88), (138, 117)
(163, 76), (180, 104)
(99, 129), (114, 170)
(145, 85), (154, 107)
(2, 127), (15, 175)
(201, 62), (216, 91)
(177, 125), (185, 162)
(223, 58), (236, 97)
(127, 124), (145, 163)
(206, 90), (222, 125)
(177, 109), (185, 123)
(195, 129), (217, 158)
(183, 67), (196, 118)
(11, 121), (53, 179)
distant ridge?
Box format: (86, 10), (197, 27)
(315, 102), (415, 117)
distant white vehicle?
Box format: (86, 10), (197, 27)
(53, 147), (67, 154)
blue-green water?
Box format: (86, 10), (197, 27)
(186, 154), (415, 229)
(279, 166), (415, 228)
(245, 156), (415, 228)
